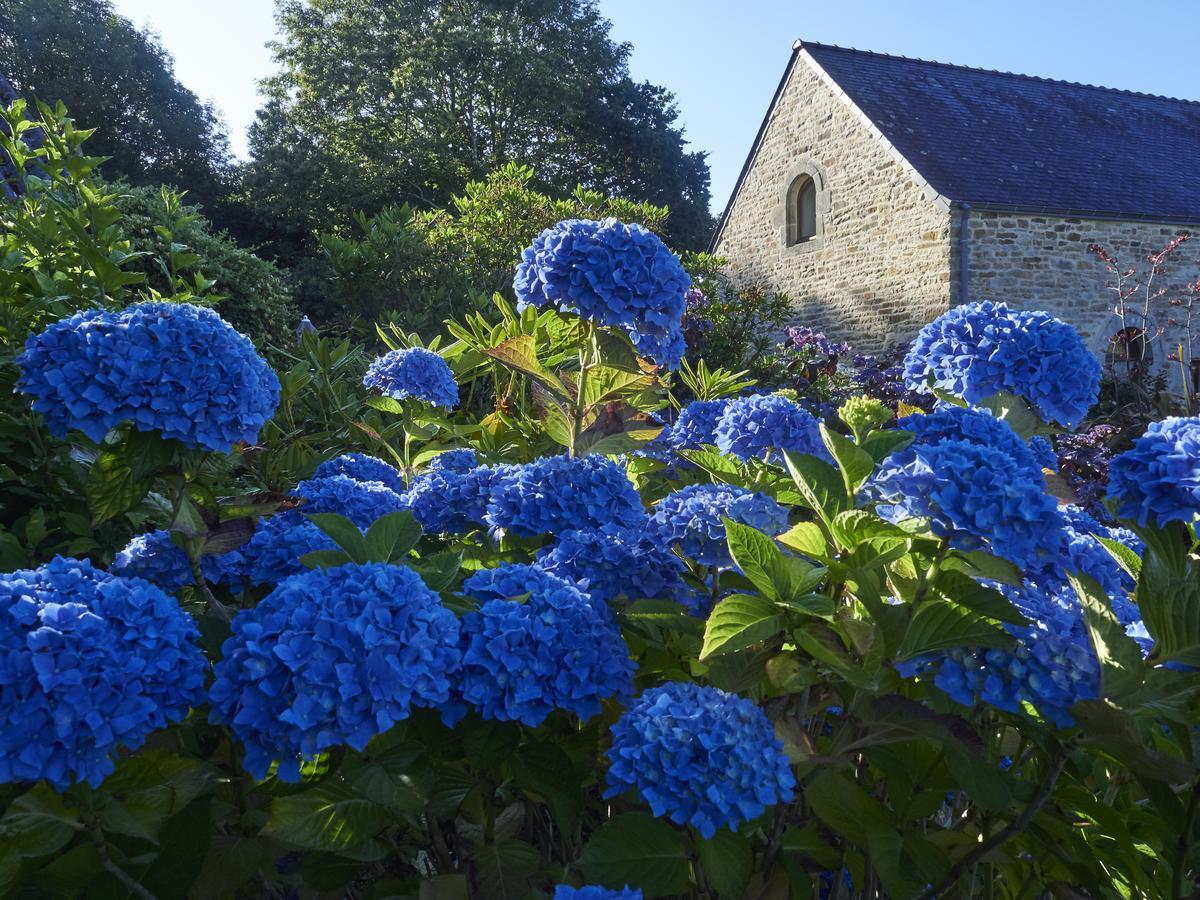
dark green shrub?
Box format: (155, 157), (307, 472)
(114, 184), (297, 351)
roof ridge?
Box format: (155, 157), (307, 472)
(795, 39), (1200, 107)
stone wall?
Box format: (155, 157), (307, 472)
(966, 211), (1195, 370)
(713, 51), (952, 350)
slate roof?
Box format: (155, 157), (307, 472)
(715, 42), (1200, 245)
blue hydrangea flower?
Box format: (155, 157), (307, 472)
(294, 474), (407, 529)
(554, 888), (643, 900)
(903, 301), (1100, 428)
(899, 566), (1150, 727)
(715, 393), (830, 463)
(898, 406), (1047, 481)
(513, 218), (691, 369)
(865, 440), (1064, 570)
(1030, 435), (1057, 472)
(17, 302), (279, 451)
(314, 452), (405, 493)
(0, 557), (205, 788)
(449, 564), (634, 727)
(1056, 504), (1141, 597)
(485, 455), (645, 538)
(111, 530), (193, 592)
(535, 524), (695, 608)
(632, 416), (680, 468)
(209, 562), (461, 782)
(669, 399), (729, 451)
(605, 681), (795, 839)
(113, 530), (249, 592)
(363, 347), (459, 408)
(650, 483), (790, 567)
(236, 513), (340, 588)
(426, 448), (478, 473)
(403, 464), (513, 534)
(1107, 416), (1200, 526)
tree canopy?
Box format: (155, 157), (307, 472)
(0, 0), (232, 214)
(245, 0), (713, 253)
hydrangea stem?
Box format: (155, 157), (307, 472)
(568, 322), (601, 458)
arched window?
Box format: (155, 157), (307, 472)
(786, 174), (817, 246)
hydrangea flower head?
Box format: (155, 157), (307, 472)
(865, 439), (1064, 570)
(426, 448), (478, 473)
(485, 455), (645, 537)
(294, 474), (407, 529)
(1056, 504), (1141, 597)
(898, 406), (1047, 481)
(17, 301), (279, 451)
(404, 464), (513, 534)
(0, 557), (205, 788)
(314, 452), (405, 493)
(903, 301), (1100, 428)
(1107, 416), (1200, 526)
(363, 347), (458, 408)
(605, 681), (795, 838)
(209, 562), (461, 781)
(513, 218), (691, 369)
(554, 888), (643, 900)
(650, 483), (790, 567)
(235, 513), (340, 588)
(535, 524), (695, 609)
(715, 393), (830, 463)
(111, 530), (193, 592)
(451, 564), (634, 726)
(669, 399), (729, 451)
(899, 567), (1147, 727)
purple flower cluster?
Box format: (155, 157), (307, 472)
(785, 325), (849, 357)
(17, 302), (279, 451)
(513, 218), (691, 369)
(605, 681), (795, 838)
(1055, 425), (1119, 515)
(849, 347), (932, 412)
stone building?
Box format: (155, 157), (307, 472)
(712, 41), (1200, 357)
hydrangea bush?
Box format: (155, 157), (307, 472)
(3, 218), (1199, 899)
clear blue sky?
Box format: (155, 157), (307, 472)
(111, 0), (1200, 216)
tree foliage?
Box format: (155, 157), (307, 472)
(0, 0), (233, 215)
(245, 0), (713, 257)
(308, 163), (671, 334)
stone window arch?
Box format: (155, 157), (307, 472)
(786, 175), (817, 245)
(778, 159), (827, 253)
